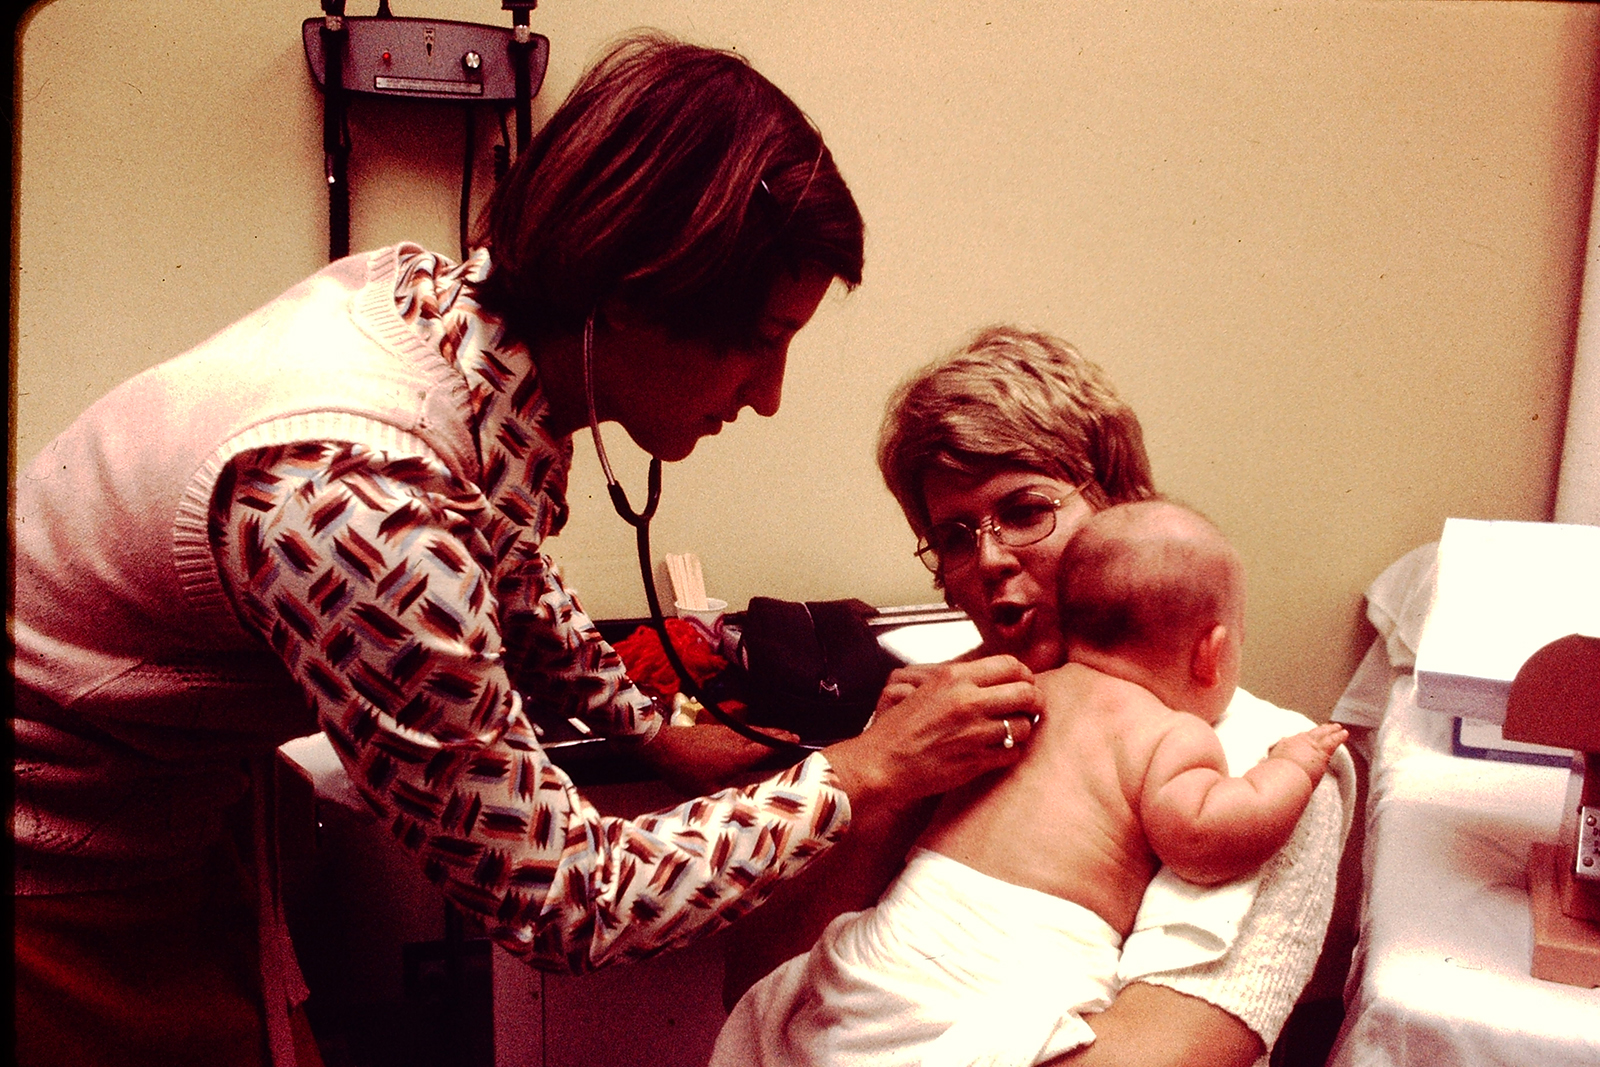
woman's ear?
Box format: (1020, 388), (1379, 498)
(1189, 624), (1229, 688)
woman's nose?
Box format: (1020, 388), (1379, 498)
(744, 350), (787, 418)
(972, 526), (1020, 573)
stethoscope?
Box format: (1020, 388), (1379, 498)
(582, 312), (821, 758)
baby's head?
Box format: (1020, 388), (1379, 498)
(1056, 500), (1244, 722)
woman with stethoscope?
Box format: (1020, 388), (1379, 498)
(12, 32), (1041, 1067)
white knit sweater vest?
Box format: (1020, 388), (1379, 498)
(13, 244), (478, 892)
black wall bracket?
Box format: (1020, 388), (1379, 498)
(302, 15), (548, 102)
(305, 6), (548, 262)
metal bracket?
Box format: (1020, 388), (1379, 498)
(302, 15), (547, 102)
(1578, 805), (1600, 884)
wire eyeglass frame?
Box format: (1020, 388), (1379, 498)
(915, 487), (1082, 574)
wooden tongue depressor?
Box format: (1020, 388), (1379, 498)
(665, 553), (708, 611)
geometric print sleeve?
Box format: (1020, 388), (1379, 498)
(496, 546), (664, 744)
(211, 439), (852, 969)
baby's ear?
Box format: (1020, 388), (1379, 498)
(1189, 624), (1229, 688)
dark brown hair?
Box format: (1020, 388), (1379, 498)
(473, 32), (864, 348)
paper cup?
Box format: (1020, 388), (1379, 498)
(674, 598), (728, 638)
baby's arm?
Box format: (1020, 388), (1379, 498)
(1141, 721), (1347, 885)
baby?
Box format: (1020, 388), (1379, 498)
(921, 498), (1345, 932)
(712, 499), (1345, 1067)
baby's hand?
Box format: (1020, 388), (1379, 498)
(1267, 723), (1348, 782)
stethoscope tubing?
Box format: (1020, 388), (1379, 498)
(582, 311), (820, 758)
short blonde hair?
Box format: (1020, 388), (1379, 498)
(878, 325), (1155, 537)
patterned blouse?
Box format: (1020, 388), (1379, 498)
(210, 247), (850, 968)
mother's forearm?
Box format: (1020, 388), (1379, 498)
(1045, 983), (1264, 1067)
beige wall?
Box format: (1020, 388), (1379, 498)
(14, 0), (1598, 719)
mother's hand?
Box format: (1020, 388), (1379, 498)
(875, 662), (946, 715)
(822, 655), (1042, 812)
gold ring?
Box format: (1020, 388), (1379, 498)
(1002, 718), (1015, 750)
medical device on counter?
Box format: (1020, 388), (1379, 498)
(1505, 634), (1600, 986)
(1414, 517), (1600, 986)
(303, 1), (549, 260)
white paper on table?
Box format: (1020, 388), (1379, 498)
(1415, 518), (1600, 723)
(876, 619), (983, 665)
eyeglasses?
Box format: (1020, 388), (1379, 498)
(915, 489), (1078, 573)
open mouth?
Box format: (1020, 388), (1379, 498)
(990, 602), (1030, 630)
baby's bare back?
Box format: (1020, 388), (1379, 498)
(917, 663), (1178, 936)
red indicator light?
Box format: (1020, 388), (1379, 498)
(382, 51), (392, 63)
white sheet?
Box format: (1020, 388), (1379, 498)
(1327, 548), (1600, 1067)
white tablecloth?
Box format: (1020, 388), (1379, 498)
(1328, 667), (1600, 1067)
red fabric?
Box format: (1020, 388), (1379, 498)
(613, 619), (728, 699)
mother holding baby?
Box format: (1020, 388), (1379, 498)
(721, 325), (1350, 1067)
